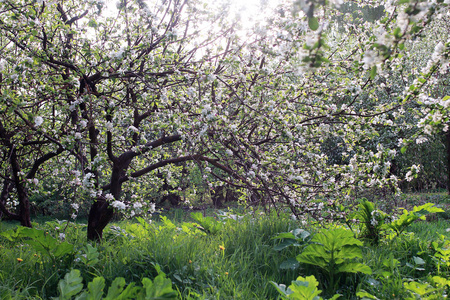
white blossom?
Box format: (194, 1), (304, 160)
(128, 125), (139, 133)
(112, 200), (126, 210)
(416, 136), (428, 144)
(0, 59), (6, 71)
(105, 193), (115, 201)
(34, 116), (44, 127)
(149, 203), (156, 213)
(105, 122), (113, 131)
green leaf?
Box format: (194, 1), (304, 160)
(401, 146), (407, 154)
(104, 277), (126, 299)
(288, 275), (325, 300)
(103, 277), (139, 300)
(87, 277), (105, 300)
(431, 276), (450, 287)
(297, 252), (328, 269)
(190, 212), (222, 234)
(337, 262), (372, 274)
(279, 258), (300, 270)
(142, 273), (177, 299)
(404, 281), (436, 296)
(312, 228), (362, 251)
(393, 27), (402, 39)
(356, 290), (380, 300)
(308, 17), (319, 31)
(369, 66), (377, 80)
(54, 242), (75, 258)
(273, 239), (297, 251)
(58, 269), (84, 300)
(413, 256), (425, 265)
(292, 228), (311, 240)
(270, 281), (292, 297)
(272, 232), (297, 240)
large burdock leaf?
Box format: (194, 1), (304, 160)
(142, 272), (177, 299)
(87, 277), (106, 300)
(337, 263), (372, 275)
(58, 269), (83, 300)
(311, 228), (362, 251)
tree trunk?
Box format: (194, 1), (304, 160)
(0, 121), (32, 227)
(0, 180), (16, 220)
(87, 197), (114, 241)
(10, 149), (32, 227)
(87, 158), (130, 241)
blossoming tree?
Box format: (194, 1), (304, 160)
(0, 0), (449, 240)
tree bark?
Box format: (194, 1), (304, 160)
(0, 180), (19, 220)
(0, 120), (32, 227)
(87, 156), (131, 241)
(87, 197), (114, 241)
(10, 147), (32, 227)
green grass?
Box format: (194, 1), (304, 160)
(0, 203), (449, 299)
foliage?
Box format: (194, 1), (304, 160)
(296, 228), (372, 294)
(271, 275), (340, 300)
(190, 212), (223, 235)
(430, 234), (450, 275)
(0, 226), (74, 264)
(355, 199), (388, 245)
(1, 204), (450, 299)
(385, 203), (444, 236)
(353, 200), (444, 244)
(77, 244), (100, 267)
(57, 267), (177, 300)
(272, 228), (311, 270)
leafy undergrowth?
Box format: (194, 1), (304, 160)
(0, 204), (449, 299)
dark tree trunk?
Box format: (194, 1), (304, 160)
(0, 121), (32, 227)
(87, 197), (114, 241)
(87, 157), (131, 241)
(212, 186), (224, 208)
(0, 180), (17, 220)
(10, 148), (32, 227)
(0, 180), (10, 219)
(161, 180), (181, 206)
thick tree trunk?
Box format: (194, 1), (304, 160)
(0, 180), (10, 219)
(87, 197), (114, 241)
(0, 121), (32, 227)
(87, 158), (130, 241)
(10, 149), (32, 227)
(0, 180), (18, 220)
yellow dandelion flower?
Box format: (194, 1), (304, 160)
(225, 272), (229, 275)
(189, 260), (192, 264)
(219, 245), (225, 251)
(16, 258), (23, 262)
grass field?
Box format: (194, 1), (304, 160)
(0, 196), (449, 299)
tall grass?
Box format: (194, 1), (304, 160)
(0, 204), (449, 299)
